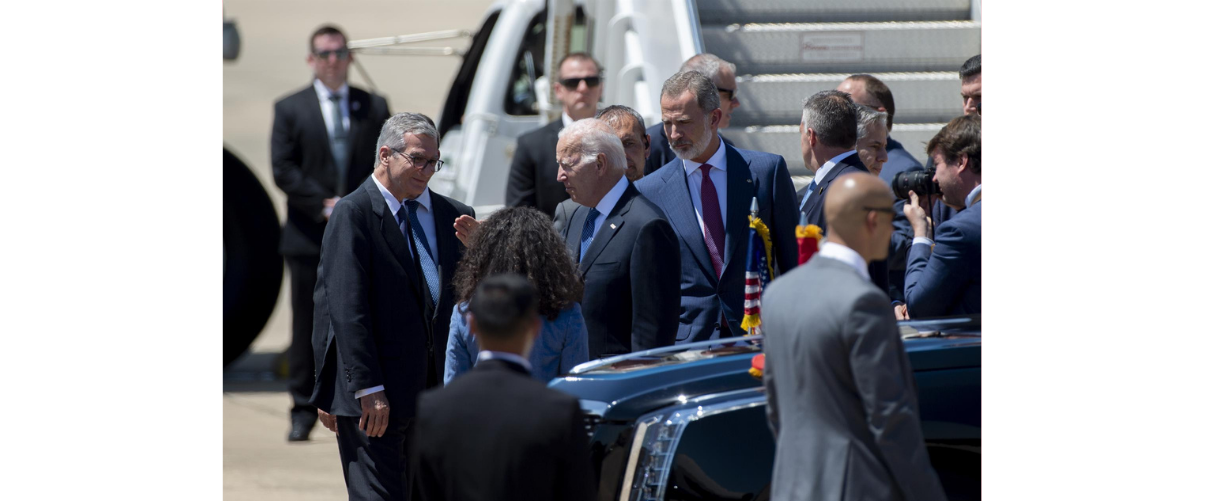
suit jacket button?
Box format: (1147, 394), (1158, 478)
(715, 322), (721, 328)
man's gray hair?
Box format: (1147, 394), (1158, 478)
(375, 112), (440, 167)
(800, 90), (858, 149)
(680, 53), (736, 85)
(660, 70), (720, 113)
(855, 104), (888, 140)
(558, 118), (625, 173)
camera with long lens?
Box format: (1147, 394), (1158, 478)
(892, 167), (941, 200)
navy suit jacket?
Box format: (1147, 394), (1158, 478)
(310, 177), (473, 421)
(905, 196), (981, 318)
(879, 135), (924, 185)
(556, 182), (681, 358)
(643, 122), (735, 177)
(798, 152), (869, 234)
(506, 120), (569, 217)
(635, 141), (798, 343)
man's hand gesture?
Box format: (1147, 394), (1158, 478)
(453, 215), (480, 246)
(359, 392), (390, 438)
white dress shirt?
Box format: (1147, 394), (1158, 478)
(583, 176), (629, 243)
(818, 241), (871, 283)
(371, 174), (440, 264)
(478, 350), (534, 373)
(357, 176), (440, 399)
(561, 111), (575, 128)
(681, 138), (729, 238)
(313, 80), (351, 139)
(812, 150), (857, 186)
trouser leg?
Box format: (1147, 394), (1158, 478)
(286, 255), (319, 422)
(335, 415), (410, 501)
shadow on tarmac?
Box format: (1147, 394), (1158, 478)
(224, 351), (288, 393)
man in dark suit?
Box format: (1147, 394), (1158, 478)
(762, 172), (947, 501)
(271, 25), (391, 442)
(410, 274), (595, 501)
(903, 115), (981, 318)
(636, 71), (798, 343)
(310, 113), (473, 501)
(836, 74), (924, 185)
(552, 118), (680, 359)
(506, 53), (603, 217)
(552, 105), (652, 233)
(645, 53), (740, 175)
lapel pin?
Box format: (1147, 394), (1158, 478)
(351, 101), (361, 112)
(746, 179), (752, 183)
(610, 223), (617, 229)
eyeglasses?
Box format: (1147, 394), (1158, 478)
(313, 48), (350, 61)
(716, 86), (737, 100)
(558, 76), (602, 88)
(863, 206), (896, 214)
(393, 149), (443, 172)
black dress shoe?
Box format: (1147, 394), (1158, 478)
(288, 413), (317, 442)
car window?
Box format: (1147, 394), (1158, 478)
(664, 405), (775, 500)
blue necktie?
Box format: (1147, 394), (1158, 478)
(404, 200), (440, 303)
(799, 179), (817, 210)
(579, 208), (601, 262)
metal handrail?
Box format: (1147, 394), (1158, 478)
(347, 29), (473, 49)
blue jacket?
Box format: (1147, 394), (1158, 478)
(444, 302), (588, 384)
(905, 198), (982, 318)
(635, 141), (799, 343)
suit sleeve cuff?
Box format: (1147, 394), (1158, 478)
(912, 236), (935, 248)
(354, 385), (385, 399)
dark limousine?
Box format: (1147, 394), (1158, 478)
(549, 316), (981, 501)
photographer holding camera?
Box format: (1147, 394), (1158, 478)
(901, 115), (981, 318)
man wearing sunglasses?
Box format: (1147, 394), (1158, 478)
(506, 53), (604, 217)
(645, 53), (742, 175)
(270, 24), (391, 443)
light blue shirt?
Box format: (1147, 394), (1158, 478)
(444, 302), (588, 384)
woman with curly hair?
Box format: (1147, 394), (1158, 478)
(444, 207), (588, 383)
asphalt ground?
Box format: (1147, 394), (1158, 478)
(223, 1), (494, 498)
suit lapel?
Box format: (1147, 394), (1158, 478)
(579, 184), (636, 274)
(365, 177), (424, 300)
(566, 204), (586, 263)
(659, 159), (718, 282)
(722, 144), (754, 276)
(304, 85), (335, 169)
(429, 191), (460, 313)
(802, 154), (868, 217)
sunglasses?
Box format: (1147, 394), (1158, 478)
(716, 86), (737, 100)
(559, 76), (602, 88)
(313, 48), (350, 61)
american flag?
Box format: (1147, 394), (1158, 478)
(741, 207), (774, 337)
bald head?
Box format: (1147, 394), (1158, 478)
(824, 172), (896, 262)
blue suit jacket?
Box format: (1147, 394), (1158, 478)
(635, 141), (799, 343)
(879, 136), (924, 185)
(905, 197), (981, 318)
(798, 153), (870, 234)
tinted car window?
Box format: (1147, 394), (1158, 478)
(665, 405), (774, 500)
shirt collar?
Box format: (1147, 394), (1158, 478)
(964, 184), (983, 208)
(313, 80), (349, 100)
(818, 241), (870, 282)
(371, 173), (432, 219)
(478, 350), (533, 373)
(813, 150), (857, 184)
(591, 176), (629, 218)
(681, 137), (728, 176)
(561, 112), (574, 128)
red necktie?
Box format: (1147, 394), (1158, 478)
(699, 163), (725, 277)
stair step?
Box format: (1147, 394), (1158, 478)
(696, 0), (972, 24)
(702, 21), (981, 75)
(731, 72), (964, 127)
(722, 123), (945, 176)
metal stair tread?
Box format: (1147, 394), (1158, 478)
(704, 21), (980, 32)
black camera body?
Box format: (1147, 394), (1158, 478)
(892, 167), (941, 200)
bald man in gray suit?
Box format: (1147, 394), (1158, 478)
(760, 172), (946, 501)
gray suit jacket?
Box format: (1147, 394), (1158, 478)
(761, 256), (946, 501)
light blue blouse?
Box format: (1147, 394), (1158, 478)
(444, 302), (588, 384)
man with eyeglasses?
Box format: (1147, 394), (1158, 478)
(645, 53), (742, 175)
(506, 52), (605, 217)
(270, 24), (391, 442)
(310, 113), (474, 501)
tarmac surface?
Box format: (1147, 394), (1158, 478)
(223, 1), (493, 498)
